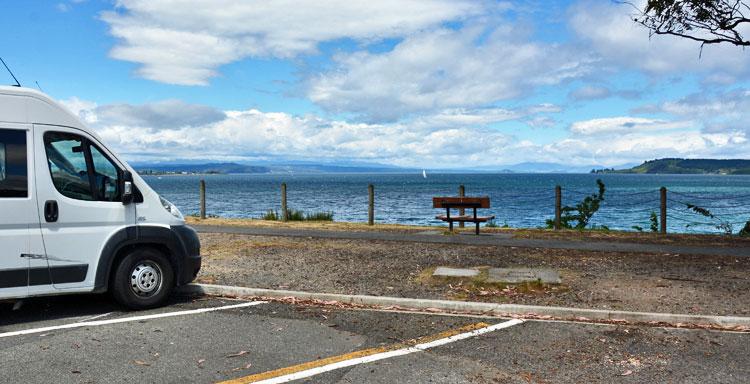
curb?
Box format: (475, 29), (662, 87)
(179, 283), (750, 330)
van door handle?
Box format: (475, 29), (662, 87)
(44, 200), (58, 222)
(20, 253), (45, 259)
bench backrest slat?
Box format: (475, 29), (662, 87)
(432, 196), (490, 209)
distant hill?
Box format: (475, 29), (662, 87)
(134, 161), (416, 175)
(502, 162), (614, 174)
(592, 158), (750, 175)
(136, 162), (271, 175)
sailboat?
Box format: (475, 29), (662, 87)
(422, 169), (427, 178)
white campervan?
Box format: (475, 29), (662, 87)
(0, 86), (200, 309)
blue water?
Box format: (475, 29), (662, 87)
(144, 173), (750, 234)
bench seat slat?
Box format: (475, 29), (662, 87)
(432, 196), (490, 209)
(435, 215), (495, 222)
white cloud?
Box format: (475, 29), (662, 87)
(541, 128), (748, 166)
(66, 98), (520, 167)
(96, 100), (225, 129)
(569, 0), (750, 78)
(568, 85), (610, 101)
(570, 117), (691, 135)
(66, 96), (750, 169)
(308, 26), (593, 121)
(525, 116), (556, 128)
(102, 0), (484, 85)
(635, 89), (750, 134)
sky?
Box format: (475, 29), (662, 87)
(1, 0), (749, 169)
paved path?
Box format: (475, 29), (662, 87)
(193, 225), (750, 257)
(2, 294), (748, 383)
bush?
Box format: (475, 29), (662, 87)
(546, 179), (606, 230)
(683, 203), (733, 235)
(739, 221), (750, 237)
(261, 210), (279, 220)
(261, 208), (333, 221)
(649, 211), (659, 232)
(305, 211), (334, 221)
(287, 209), (305, 221)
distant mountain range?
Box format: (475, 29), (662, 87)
(493, 162), (631, 174)
(133, 161), (414, 175)
(592, 158), (750, 175)
(133, 160), (635, 175)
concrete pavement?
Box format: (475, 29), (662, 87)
(1, 294), (748, 383)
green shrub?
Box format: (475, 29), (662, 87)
(305, 211), (334, 221)
(739, 221), (750, 237)
(546, 179), (606, 230)
(649, 211), (659, 232)
(485, 219), (499, 228)
(261, 210), (279, 220)
(261, 208), (333, 221)
(684, 203), (733, 235)
(286, 209), (305, 221)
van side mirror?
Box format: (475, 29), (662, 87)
(122, 170), (134, 205)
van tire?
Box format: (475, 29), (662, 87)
(111, 248), (174, 310)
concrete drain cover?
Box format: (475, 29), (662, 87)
(487, 268), (561, 284)
(433, 267), (480, 278)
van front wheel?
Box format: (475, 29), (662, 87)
(111, 248), (174, 310)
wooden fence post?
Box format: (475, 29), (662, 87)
(199, 179), (206, 220)
(554, 185), (561, 230)
(458, 184), (465, 228)
(281, 183), (288, 222)
(368, 184), (375, 225)
(660, 186), (667, 234)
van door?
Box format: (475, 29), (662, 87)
(0, 125), (43, 299)
(33, 125), (136, 290)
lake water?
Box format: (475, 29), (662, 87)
(145, 173), (750, 234)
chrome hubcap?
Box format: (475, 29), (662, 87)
(130, 262), (162, 297)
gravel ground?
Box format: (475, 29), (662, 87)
(196, 233), (750, 317)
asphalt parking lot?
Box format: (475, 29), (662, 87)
(1, 294), (748, 384)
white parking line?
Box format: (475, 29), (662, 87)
(0, 301), (266, 339)
(219, 319), (524, 384)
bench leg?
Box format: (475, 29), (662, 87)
(449, 221), (453, 232)
(475, 222), (480, 235)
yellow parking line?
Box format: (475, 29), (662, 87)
(217, 322), (492, 384)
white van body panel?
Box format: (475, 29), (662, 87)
(0, 87), (200, 303)
(0, 123), (42, 299)
(33, 123), (137, 290)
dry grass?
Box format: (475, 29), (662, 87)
(506, 228), (750, 247)
(186, 216), (433, 233)
(187, 216), (750, 247)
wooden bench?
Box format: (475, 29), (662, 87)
(433, 196), (495, 235)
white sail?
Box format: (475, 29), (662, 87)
(422, 169), (427, 178)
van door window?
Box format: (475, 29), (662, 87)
(44, 132), (122, 202)
(0, 128), (28, 198)
(89, 144), (121, 201)
(44, 132), (96, 201)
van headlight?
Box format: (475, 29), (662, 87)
(159, 196), (184, 220)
